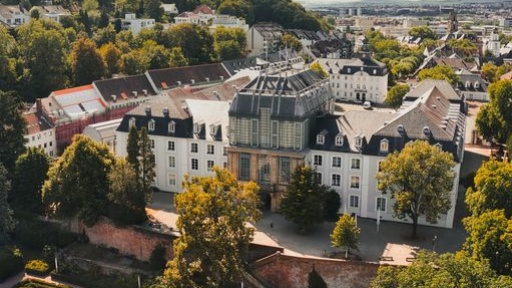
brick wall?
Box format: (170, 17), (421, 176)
(251, 253), (380, 288)
(80, 218), (175, 262)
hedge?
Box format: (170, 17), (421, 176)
(14, 220), (79, 250)
(0, 247), (24, 282)
(25, 260), (50, 277)
(51, 272), (139, 288)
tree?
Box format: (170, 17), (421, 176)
(142, 40), (170, 70)
(42, 135), (116, 226)
(107, 158), (147, 224)
(463, 210), (512, 275)
(217, 0), (254, 25)
(308, 268), (327, 288)
(168, 47), (188, 68)
(213, 27), (247, 61)
(376, 141), (455, 238)
(29, 7), (40, 19)
(163, 23), (213, 64)
(162, 167), (261, 287)
(93, 24), (117, 47)
(126, 125), (140, 175)
(385, 84), (410, 109)
(418, 65), (459, 85)
(310, 62), (328, 79)
(323, 189), (341, 221)
(138, 128), (155, 202)
(99, 43), (123, 77)
(122, 50), (150, 75)
(143, 0), (164, 22)
(408, 26), (437, 40)
(447, 38), (479, 57)
(331, 214), (360, 258)
(12, 148), (51, 213)
(0, 91), (26, 173)
(279, 165), (328, 233)
(370, 251), (507, 288)
(0, 26), (17, 92)
(17, 19), (69, 101)
(69, 37), (105, 86)
(476, 80), (512, 144)
(83, 0), (99, 12)
(280, 34), (303, 52)
(0, 164), (15, 238)
(465, 160), (512, 217)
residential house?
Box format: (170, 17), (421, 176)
(161, 3), (178, 15)
(23, 102), (57, 157)
(83, 118), (123, 151)
(0, 5), (29, 28)
(247, 23), (284, 57)
(121, 13), (155, 35)
(456, 69), (488, 102)
(36, 5), (70, 23)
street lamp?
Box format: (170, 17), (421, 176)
(432, 235), (438, 253)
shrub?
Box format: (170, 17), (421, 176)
(149, 244), (167, 270)
(0, 246), (24, 281)
(25, 260), (50, 276)
(323, 190), (341, 221)
(14, 220), (78, 249)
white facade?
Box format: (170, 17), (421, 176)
(484, 32), (501, 57)
(25, 129), (57, 157)
(500, 18), (512, 29)
(83, 119), (122, 152)
(122, 14), (155, 35)
(247, 24), (283, 57)
(210, 15), (249, 32)
(0, 5), (29, 28)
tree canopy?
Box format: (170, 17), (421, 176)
(331, 214), (360, 258)
(69, 37), (106, 86)
(162, 167), (261, 287)
(417, 65), (459, 85)
(0, 91), (26, 173)
(408, 26), (437, 40)
(376, 141), (455, 238)
(385, 84), (410, 109)
(0, 164), (15, 238)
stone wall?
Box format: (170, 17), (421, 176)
(251, 253), (380, 288)
(79, 218), (175, 262)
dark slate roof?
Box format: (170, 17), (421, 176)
(286, 29), (321, 41)
(93, 74), (157, 103)
(229, 70), (332, 119)
(317, 58), (387, 76)
(146, 63), (230, 90)
(222, 57), (259, 76)
(403, 79), (461, 102)
(457, 70), (488, 93)
(365, 80), (465, 162)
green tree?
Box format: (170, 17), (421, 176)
(376, 141), (455, 238)
(0, 91), (26, 173)
(0, 164), (15, 238)
(142, 40), (170, 70)
(163, 23), (213, 64)
(417, 65), (459, 85)
(42, 135), (116, 226)
(99, 43), (123, 77)
(107, 158), (147, 224)
(331, 214), (360, 258)
(408, 26), (437, 40)
(475, 80), (512, 144)
(370, 251), (505, 288)
(17, 19), (69, 101)
(143, 0), (164, 22)
(0, 26), (17, 92)
(29, 7), (40, 19)
(279, 165), (328, 233)
(168, 47), (188, 68)
(466, 160), (512, 217)
(69, 37), (105, 86)
(481, 62), (499, 83)
(213, 26), (247, 61)
(280, 34), (303, 52)
(463, 210), (512, 275)
(12, 148), (51, 213)
(138, 128), (155, 202)
(217, 0), (254, 25)
(448, 38), (479, 57)
(126, 125), (140, 175)
(83, 0), (99, 12)
(308, 268), (327, 288)
(323, 189), (341, 221)
(162, 167), (261, 287)
(93, 24), (117, 47)
(385, 84), (410, 109)
(122, 49), (150, 75)
(310, 61), (328, 79)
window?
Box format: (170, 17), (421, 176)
(351, 158), (361, 170)
(44, 143), (47, 148)
(332, 156), (341, 168)
(314, 172), (322, 185)
(148, 119), (155, 131)
(167, 141), (175, 151)
(49, 141), (53, 147)
(168, 174), (177, 186)
(191, 158), (198, 170)
(207, 144), (214, 155)
(259, 155), (270, 182)
(377, 197), (386, 212)
(168, 121), (175, 133)
(313, 155), (323, 166)
(316, 134), (325, 145)
(193, 123), (201, 134)
(378, 161), (383, 172)
(335, 135), (343, 146)
(168, 156), (175, 168)
(129, 117), (136, 128)
(279, 157), (291, 183)
(223, 162), (227, 168)
(271, 120), (279, 148)
(150, 139), (155, 149)
(350, 176), (360, 189)
(240, 153), (251, 180)
(350, 195), (359, 208)
(331, 174), (341, 186)
(207, 160), (214, 171)
(355, 137), (362, 148)
(223, 146), (228, 156)
(380, 139), (389, 153)
(191, 143), (198, 153)
(251, 119), (259, 146)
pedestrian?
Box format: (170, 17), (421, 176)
(270, 221), (274, 228)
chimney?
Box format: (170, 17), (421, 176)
(177, 81), (182, 86)
(145, 106), (151, 116)
(142, 89), (148, 96)
(191, 79), (195, 85)
(220, 76), (224, 81)
(36, 99), (42, 114)
(163, 107), (169, 117)
(111, 95), (117, 102)
(205, 77), (210, 82)
(132, 91), (138, 97)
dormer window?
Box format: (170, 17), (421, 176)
(316, 134), (325, 145)
(129, 117), (136, 128)
(380, 139), (389, 153)
(168, 121), (175, 133)
(474, 81), (480, 89)
(397, 124), (405, 135)
(347, 68), (351, 73)
(148, 119), (155, 131)
(210, 124), (218, 136)
(335, 135), (343, 146)
(193, 123), (201, 134)
(355, 136), (363, 148)
(465, 81), (471, 88)
(423, 126), (431, 137)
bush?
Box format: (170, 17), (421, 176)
(14, 220), (78, 250)
(25, 260), (50, 276)
(149, 244), (167, 270)
(323, 190), (341, 221)
(52, 271), (140, 288)
(0, 246), (24, 281)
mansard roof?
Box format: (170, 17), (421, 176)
(146, 63), (230, 91)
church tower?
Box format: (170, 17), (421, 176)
(448, 11), (458, 34)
